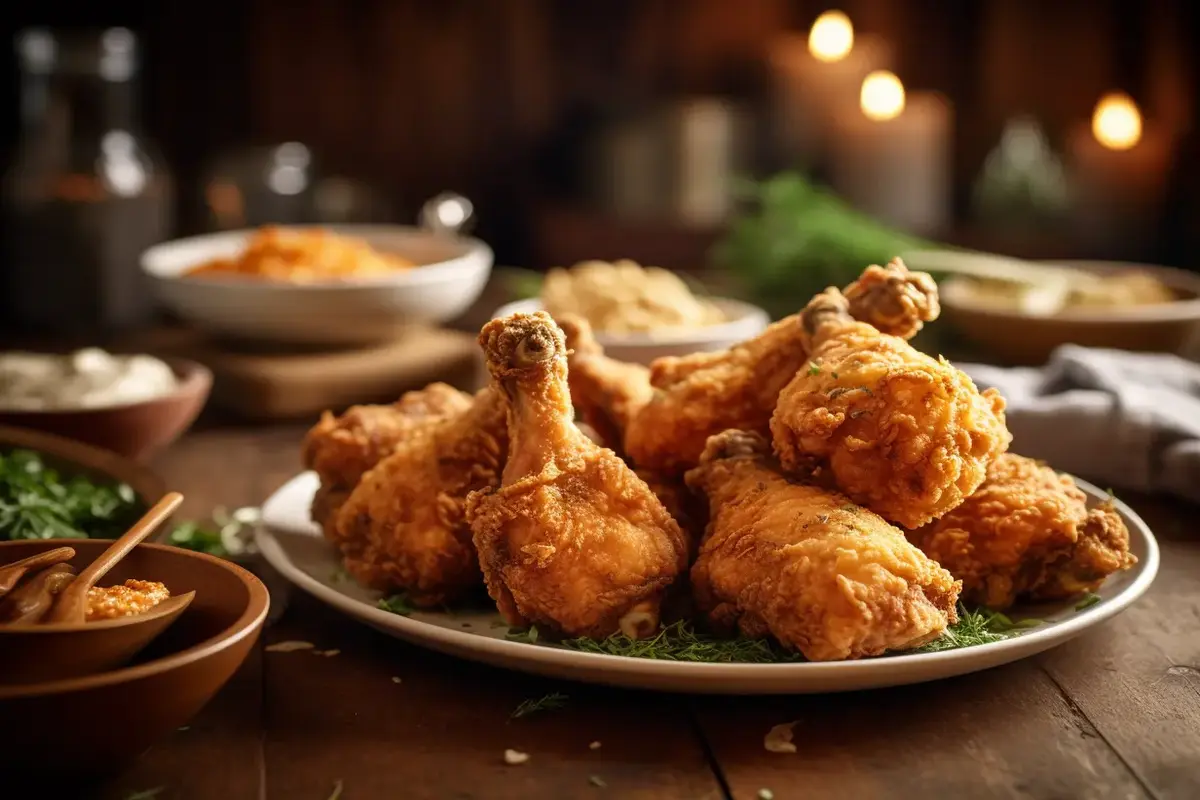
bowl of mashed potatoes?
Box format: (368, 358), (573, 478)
(492, 260), (770, 365)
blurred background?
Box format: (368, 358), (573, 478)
(0, 0), (1196, 357)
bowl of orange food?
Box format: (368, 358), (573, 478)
(142, 224), (493, 345)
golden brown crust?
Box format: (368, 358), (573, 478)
(771, 287), (1011, 529)
(686, 430), (960, 661)
(302, 383), (472, 535)
(908, 453), (1136, 608)
(331, 387), (507, 606)
(468, 312), (687, 638)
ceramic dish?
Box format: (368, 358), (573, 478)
(142, 225), (494, 346)
(910, 254), (1200, 365)
(0, 539), (269, 776)
(256, 471), (1158, 695)
(0, 358), (211, 462)
(491, 297), (771, 365)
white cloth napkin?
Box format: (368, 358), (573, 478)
(960, 345), (1200, 503)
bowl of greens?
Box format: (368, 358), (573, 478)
(0, 425), (165, 543)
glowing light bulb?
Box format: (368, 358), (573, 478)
(1091, 92), (1142, 150)
(808, 11), (854, 63)
(860, 71), (905, 121)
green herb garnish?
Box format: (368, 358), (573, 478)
(507, 626), (540, 644)
(378, 593), (417, 616)
(916, 606), (1042, 653)
(164, 506), (259, 559)
(0, 449), (143, 541)
(561, 621), (803, 664)
(512, 692), (569, 718)
(807, 363), (821, 376)
(1075, 593), (1102, 610)
(502, 606), (1042, 663)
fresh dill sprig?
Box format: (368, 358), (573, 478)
(502, 607), (1043, 663)
(916, 606), (1042, 653)
(511, 691), (569, 718)
(1075, 593), (1102, 610)
(378, 593), (416, 616)
(561, 621), (804, 664)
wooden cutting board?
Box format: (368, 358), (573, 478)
(119, 326), (481, 421)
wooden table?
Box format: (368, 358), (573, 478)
(92, 425), (1199, 800)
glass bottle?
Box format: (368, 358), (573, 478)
(2, 28), (173, 336)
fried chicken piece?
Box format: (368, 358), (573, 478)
(687, 430), (960, 661)
(842, 257), (940, 339)
(467, 312), (688, 639)
(302, 383), (472, 533)
(558, 313), (653, 456)
(909, 453), (1136, 609)
(331, 387), (507, 605)
(770, 285), (1011, 529)
(624, 259), (942, 476)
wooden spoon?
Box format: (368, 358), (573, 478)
(0, 546), (76, 598)
(45, 492), (184, 624)
(0, 563), (78, 625)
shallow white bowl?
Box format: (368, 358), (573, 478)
(141, 225), (494, 346)
(491, 297), (770, 365)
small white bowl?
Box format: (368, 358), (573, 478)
(490, 297), (770, 365)
(141, 225), (493, 346)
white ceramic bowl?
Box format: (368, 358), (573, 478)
(490, 297), (771, 365)
(141, 225), (493, 346)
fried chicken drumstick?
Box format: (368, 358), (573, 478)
(302, 383), (472, 534)
(687, 430), (960, 661)
(770, 284), (1011, 529)
(908, 453), (1136, 609)
(330, 387), (507, 605)
(467, 312), (688, 639)
(624, 258), (941, 476)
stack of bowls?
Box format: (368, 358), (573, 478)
(0, 429), (269, 777)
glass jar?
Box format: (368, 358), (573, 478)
(2, 28), (173, 336)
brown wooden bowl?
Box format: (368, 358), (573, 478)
(0, 539), (269, 777)
(940, 261), (1200, 366)
(0, 357), (212, 462)
(0, 423), (167, 505)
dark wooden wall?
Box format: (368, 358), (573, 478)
(1, 0), (1196, 265)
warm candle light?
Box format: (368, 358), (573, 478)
(860, 70), (905, 121)
(1091, 92), (1143, 150)
(808, 11), (854, 63)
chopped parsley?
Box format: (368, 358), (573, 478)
(807, 362), (821, 376)
(0, 448), (143, 541)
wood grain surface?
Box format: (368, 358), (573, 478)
(88, 425), (1198, 800)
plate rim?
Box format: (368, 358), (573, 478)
(256, 471), (1160, 682)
